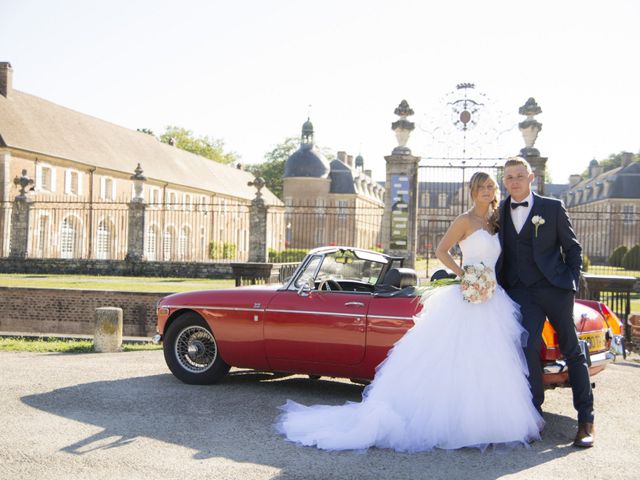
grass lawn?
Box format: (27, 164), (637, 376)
(0, 336), (161, 353)
(0, 273), (235, 292)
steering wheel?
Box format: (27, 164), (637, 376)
(318, 279), (342, 291)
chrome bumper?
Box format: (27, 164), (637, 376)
(544, 333), (626, 375)
(151, 334), (162, 345)
(544, 350), (615, 375)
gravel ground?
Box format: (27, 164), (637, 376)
(0, 350), (638, 480)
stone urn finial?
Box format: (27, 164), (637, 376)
(13, 169), (34, 199)
(518, 97), (542, 157)
(130, 163), (147, 202)
(391, 100), (415, 155)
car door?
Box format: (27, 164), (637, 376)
(263, 289), (370, 365)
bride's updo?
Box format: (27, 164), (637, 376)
(469, 171), (500, 232)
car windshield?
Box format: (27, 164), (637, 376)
(294, 250), (386, 289)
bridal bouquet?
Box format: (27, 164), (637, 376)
(460, 263), (496, 304)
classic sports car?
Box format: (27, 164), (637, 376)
(154, 246), (626, 386)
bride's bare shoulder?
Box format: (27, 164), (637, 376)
(453, 213), (473, 229)
(453, 213), (474, 241)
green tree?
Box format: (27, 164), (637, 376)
(159, 126), (238, 165)
(247, 137), (337, 200)
(246, 137), (298, 200)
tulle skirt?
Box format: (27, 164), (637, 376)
(275, 284), (544, 452)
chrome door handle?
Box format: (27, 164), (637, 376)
(344, 301), (365, 307)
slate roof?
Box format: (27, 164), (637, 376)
(563, 161), (640, 206)
(544, 183), (571, 199)
(328, 159), (356, 194)
(0, 89), (282, 205)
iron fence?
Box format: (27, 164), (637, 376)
(3, 194), (638, 280)
(417, 162), (506, 273)
(281, 201), (384, 253)
(3, 197), (385, 263)
(570, 207), (640, 274)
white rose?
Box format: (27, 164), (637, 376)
(464, 273), (478, 283)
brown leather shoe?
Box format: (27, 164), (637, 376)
(573, 422), (595, 448)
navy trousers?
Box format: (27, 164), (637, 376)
(507, 283), (594, 423)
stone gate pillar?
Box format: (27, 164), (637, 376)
(9, 169), (34, 258)
(0, 150), (12, 256)
(248, 177), (268, 263)
(518, 97), (547, 195)
(125, 164), (146, 261)
(382, 101), (420, 269)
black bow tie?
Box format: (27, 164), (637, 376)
(511, 201), (529, 210)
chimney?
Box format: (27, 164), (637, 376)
(622, 151), (634, 167)
(0, 62), (13, 97)
(337, 151), (347, 163)
(569, 174), (582, 186)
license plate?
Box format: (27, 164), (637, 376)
(579, 332), (606, 352)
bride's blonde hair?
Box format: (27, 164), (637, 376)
(469, 171), (500, 232)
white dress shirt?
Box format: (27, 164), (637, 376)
(510, 191), (534, 234)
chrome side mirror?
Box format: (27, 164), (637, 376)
(297, 281), (313, 297)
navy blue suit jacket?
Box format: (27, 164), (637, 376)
(496, 193), (582, 291)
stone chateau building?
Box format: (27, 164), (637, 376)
(0, 62), (284, 262)
(283, 119), (385, 250)
(560, 153), (640, 262)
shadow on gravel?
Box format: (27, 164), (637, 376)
(22, 371), (583, 480)
(615, 359), (640, 369)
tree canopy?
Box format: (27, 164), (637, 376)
(246, 137), (298, 200)
(246, 137), (337, 200)
(150, 126), (239, 165)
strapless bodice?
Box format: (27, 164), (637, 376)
(458, 229), (501, 270)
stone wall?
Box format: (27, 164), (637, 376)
(0, 287), (167, 337)
(0, 258), (234, 278)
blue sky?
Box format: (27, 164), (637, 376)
(2, 0), (638, 183)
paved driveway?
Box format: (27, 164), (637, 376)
(1, 350), (638, 480)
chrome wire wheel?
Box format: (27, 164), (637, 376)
(174, 325), (218, 374)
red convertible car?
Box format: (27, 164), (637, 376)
(154, 246), (625, 386)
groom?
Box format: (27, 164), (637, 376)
(496, 156), (594, 448)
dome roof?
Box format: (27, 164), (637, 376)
(589, 159), (599, 167)
(284, 143), (330, 178)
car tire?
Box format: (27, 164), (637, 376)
(163, 311), (230, 385)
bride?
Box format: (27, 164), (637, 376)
(275, 172), (544, 452)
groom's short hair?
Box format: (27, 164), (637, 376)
(504, 156), (532, 173)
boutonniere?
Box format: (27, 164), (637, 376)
(531, 215), (546, 237)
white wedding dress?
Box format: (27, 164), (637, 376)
(275, 229), (544, 452)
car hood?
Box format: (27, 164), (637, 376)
(158, 284), (283, 310)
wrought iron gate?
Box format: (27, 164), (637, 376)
(417, 159), (506, 275)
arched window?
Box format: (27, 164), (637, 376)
(37, 215), (50, 257)
(146, 225), (158, 261)
(163, 226), (175, 261)
(96, 219), (114, 259)
(60, 217), (77, 258)
(178, 226), (190, 261)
